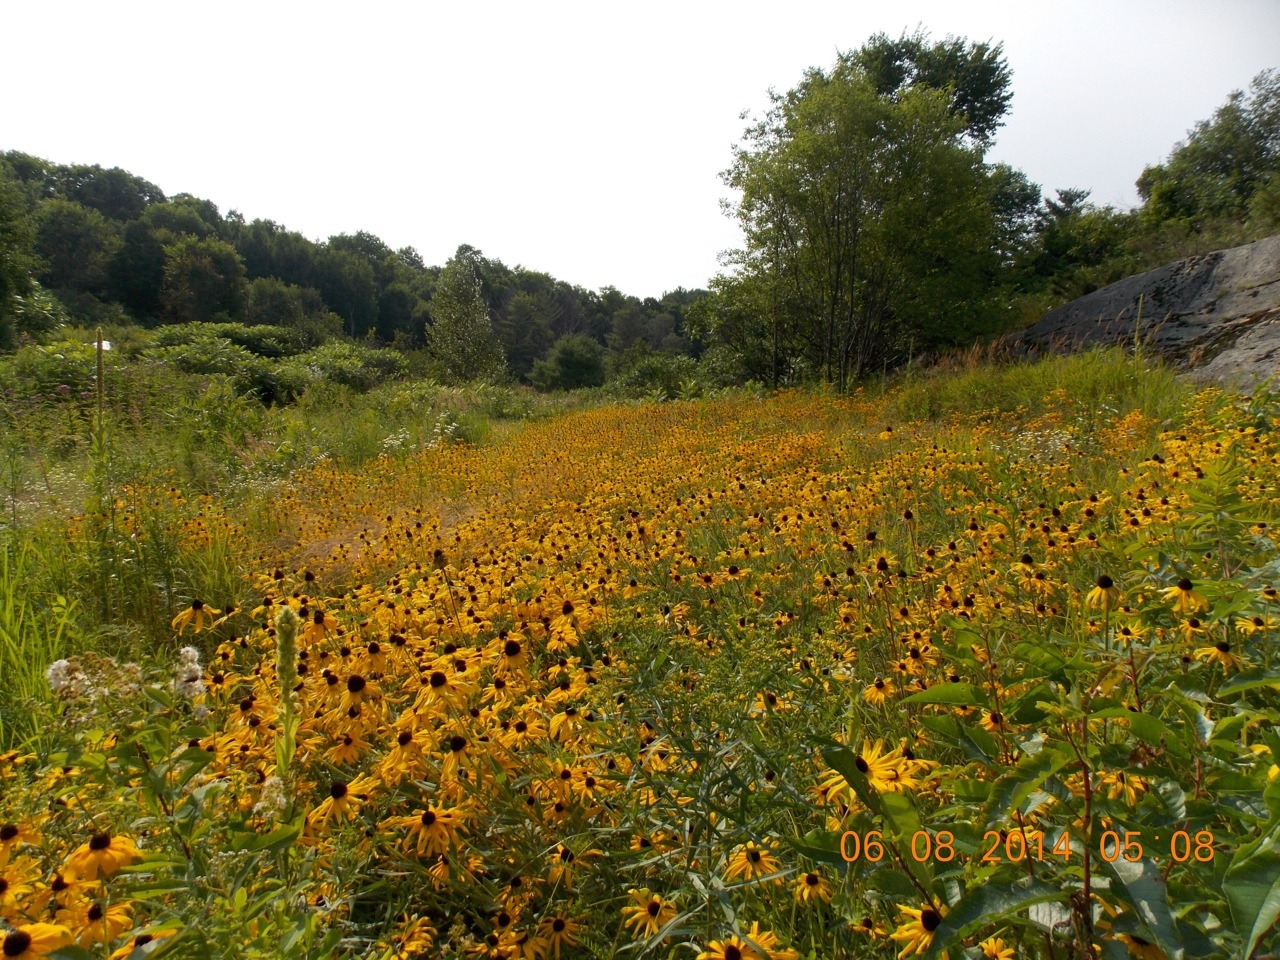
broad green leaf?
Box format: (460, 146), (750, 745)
(901, 683), (988, 707)
(1089, 708), (1189, 759)
(985, 747), (1073, 827)
(1099, 854), (1184, 960)
(1224, 827), (1280, 957)
(923, 877), (1064, 958)
(1219, 667), (1280, 697)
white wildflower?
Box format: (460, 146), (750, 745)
(173, 646), (205, 699)
(253, 775), (288, 818)
(46, 659), (73, 692)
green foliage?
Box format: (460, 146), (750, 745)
(294, 340), (407, 392)
(850, 28), (1014, 146)
(3, 338), (125, 399)
(149, 321), (310, 359)
(607, 347), (698, 399)
(720, 52), (999, 388)
(884, 345), (1191, 428)
(0, 177), (41, 349)
(530, 333), (605, 390)
(425, 251), (507, 384)
(160, 235), (248, 323)
(34, 198), (121, 294)
(1138, 69), (1280, 227)
(0, 545), (77, 748)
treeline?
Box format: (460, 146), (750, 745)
(697, 33), (1280, 388)
(2, 33), (1278, 396)
(0, 152), (705, 390)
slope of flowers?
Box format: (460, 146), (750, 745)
(2, 381), (1278, 959)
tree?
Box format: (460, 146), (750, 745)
(721, 55), (998, 388)
(849, 30), (1013, 147)
(0, 177), (40, 348)
(1138, 69), (1280, 226)
(160, 235), (248, 323)
(106, 219), (167, 319)
(51, 164), (165, 221)
(33, 198), (120, 293)
(246, 277), (341, 346)
(426, 251), (506, 383)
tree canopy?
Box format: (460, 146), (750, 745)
(716, 40), (1004, 388)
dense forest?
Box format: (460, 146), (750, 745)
(1, 31), (1277, 398)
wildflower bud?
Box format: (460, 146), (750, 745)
(275, 606), (300, 699)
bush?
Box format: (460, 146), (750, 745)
(608, 351), (699, 399)
(293, 341), (408, 393)
(149, 322), (309, 358)
(530, 334), (606, 390)
(2, 338), (126, 399)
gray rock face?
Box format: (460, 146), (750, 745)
(1013, 234), (1280, 390)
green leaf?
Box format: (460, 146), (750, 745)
(1089, 708), (1189, 759)
(1224, 826), (1280, 958)
(1098, 854), (1184, 960)
(1219, 667), (1280, 697)
(230, 818), (303, 854)
(788, 830), (852, 872)
(923, 877), (1064, 958)
(901, 683), (988, 707)
(985, 747), (1072, 828)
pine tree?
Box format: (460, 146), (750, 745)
(426, 252), (506, 383)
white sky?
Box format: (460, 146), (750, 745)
(2, 1), (1277, 297)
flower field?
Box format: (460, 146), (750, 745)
(2, 357), (1279, 959)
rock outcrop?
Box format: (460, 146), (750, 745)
(1014, 234), (1280, 389)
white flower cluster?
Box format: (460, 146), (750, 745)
(173, 645), (205, 699)
(425, 412), (460, 450)
(46, 658), (74, 693)
(380, 428), (411, 453)
(253, 775), (288, 818)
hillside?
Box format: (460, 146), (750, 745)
(1, 351), (1277, 959)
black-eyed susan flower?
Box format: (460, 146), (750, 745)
(1100, 769), (1147, 806)
(697, 934), (765, 960)
(979, 709), (1010, 734)
(889, 901), (946, 958)
(792, 870), (833, 903)
(1086, 574), (1120, 611)
(389, 914), (435, 958)
(384, 804), (465, 858)
(0, 924), (72, 960)
(863, 677), (894, 706)
(620, 888), (678, 939)
(723, 841), (782, 883)
(108, 928), (176, 960)
(1163, 578), (1208, 614)
(1194, 640), (1244, 672)
(979, 937), (1015, 960)
(534, 914), (580, 960)
(171, 599), (220, 635)
(56, 897), (132, 949)
(63, 832), (140, 882)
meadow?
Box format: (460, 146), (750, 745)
(1, 348), (1278, 960)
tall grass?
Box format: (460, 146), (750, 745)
(0, 544), (78, 749)
(884, 345), (1191, 426)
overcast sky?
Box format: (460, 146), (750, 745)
(3, 1), (1277, 296)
